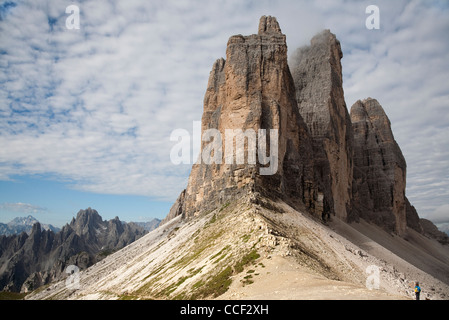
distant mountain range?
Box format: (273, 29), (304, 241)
(134, 218), (161, 231)
(0, 215), (161, 236)
(0, 215), (60, 236)
(0, 208), (160, 292)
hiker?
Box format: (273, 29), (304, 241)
(414, 282), (421, 300)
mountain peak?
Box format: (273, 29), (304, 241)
(74, 207), (102, 224)
(310, 29), (338, 44)
(291, 28), (352, 220)
(351, 98), (389, 124)
(258, 15), (282, 35)
(350, 98), (407, 235)
(172, 14), (313, 221)
(8, 215), (38, 226)
(30, 221), (41, 235)
(70, 208), (104, 238)
(1, 215), (59, 236)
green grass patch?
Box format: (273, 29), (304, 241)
(234, 249), (260, 273)
(241, 274), (254, 286)
(192, 280), (204, 290)
(208, 214), (217, 224)
(190, 266), (233, 299)
(241, 234), (251, 243)
(213, 252), (228, 264)
(219, 202), (231, 212)
(187, 266), (204, 276)
(210, 245), (230, 261)
(157, 275), (190, 298)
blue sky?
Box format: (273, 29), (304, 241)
(0, 0), (448, 229)
(0, 175), (171, 226)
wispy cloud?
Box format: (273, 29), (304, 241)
(0, 0), (448, 222)
(0, 202), (47, 214)
(341, 0), (449, 217)
(424, 204), (449, 225)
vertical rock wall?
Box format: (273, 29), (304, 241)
(291, 30), (353, 220)
(165, 16), (431, 238)
(180, 16), (314, 218)
(350, 98), (407, 235)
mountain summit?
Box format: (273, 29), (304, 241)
(0, 215), (59, 236)
(165, 17), (436, 240)
(0, 208), (146, 292)
(291, 29), (353, 221)
(168, 15), (315, 222)
(27, 16), (449, 301)
(350, 98), (408, 235)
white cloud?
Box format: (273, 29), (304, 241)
(0, 202), (48, 214)
(340, 0), (449, 218)
(421, 204), (449, 227)
(0, 0), (448, 223)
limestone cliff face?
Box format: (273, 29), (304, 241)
(291, 30), (353, 220)
(160, 189), (185, 225)
(164, 17), (436, 240)
(350, 98), (407, 235)
(405, 197), (422, 233)
(177, 16), (314, 219)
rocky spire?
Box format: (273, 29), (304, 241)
(163, 18), (429, 241)
(173, 16), (314, 219)
(258, 15), (282, 35)
(291, 29), (353, 221)
(350, 98), (407, 235)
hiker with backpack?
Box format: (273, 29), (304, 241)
(414, 282), (421, 300)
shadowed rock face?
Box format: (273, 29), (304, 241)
(291, 29), (354, 221)
(176, 16), (315, 219)
(350, 98), (407, 235)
